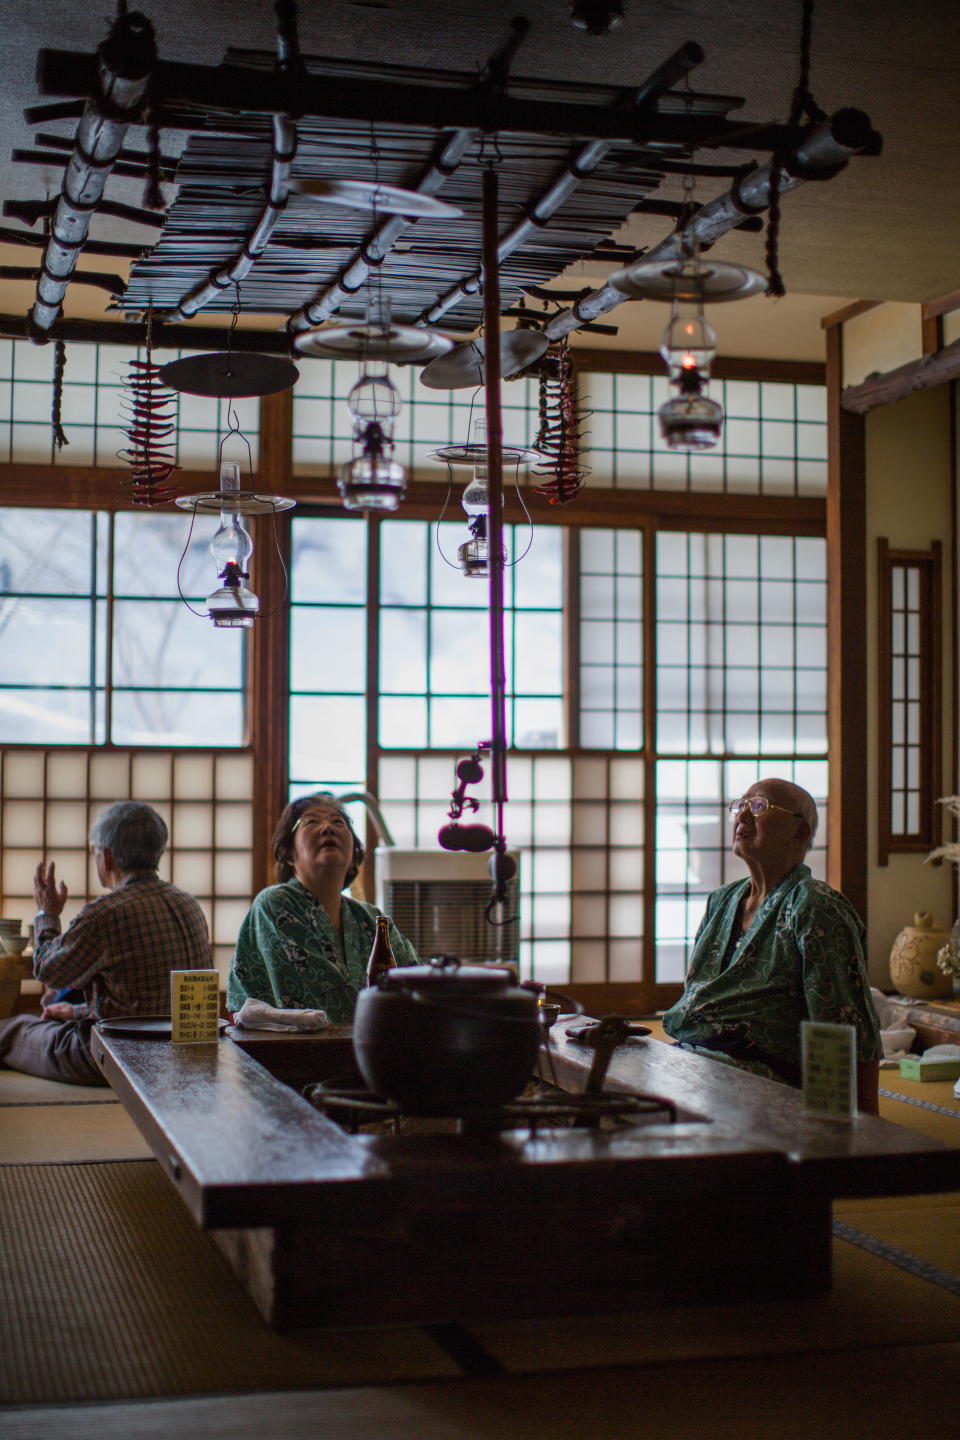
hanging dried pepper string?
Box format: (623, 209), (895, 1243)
(532, 344), (590, 505)
(117, 308), (180, 505)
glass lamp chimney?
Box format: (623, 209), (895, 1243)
(659, 304), (717, 383)
(206, 459), (259, 627)
(457, 419), (506, 577)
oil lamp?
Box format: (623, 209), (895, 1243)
(609, 253), (765, 451)
(427, 419), (542, 579)
(457, 420), (504, 579)
(205, 461), (259, 627)
(338, 367), (407, 512)
(175, 454), (295, 628)
(654, 271), (724, 448)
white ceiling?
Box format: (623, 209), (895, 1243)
(1, 0), (958, 360)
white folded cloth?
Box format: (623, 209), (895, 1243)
(234, 997), (329, 1031)
(870, 987), (916, 1060)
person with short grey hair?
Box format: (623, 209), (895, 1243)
(0, 801), (210, 1086)
(88, 801), (168, 873)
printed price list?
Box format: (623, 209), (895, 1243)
(801, 1020), (856, 1119)
(171, 969), (220, 1044)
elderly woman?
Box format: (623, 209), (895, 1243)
(227, 792), (417, 1023)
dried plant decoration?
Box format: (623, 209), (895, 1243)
(532, 344), (590, 505)
(925, 796), (960, 867)
(117, 311), (179, 506)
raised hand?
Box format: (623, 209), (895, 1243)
(34, 860), (68, 916)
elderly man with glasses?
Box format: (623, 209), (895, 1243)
(662, 778), (882, 1113)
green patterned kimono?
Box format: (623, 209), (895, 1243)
(226, 878), (418, 1022)
(662, 864), (882, 1084)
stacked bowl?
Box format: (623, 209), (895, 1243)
(0, 919), (27, 956)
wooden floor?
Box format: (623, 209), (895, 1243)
(2, 1048), (960, 1438)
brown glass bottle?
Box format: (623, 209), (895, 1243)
(366, 915), (396, 986)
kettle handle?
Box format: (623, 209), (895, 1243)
(521, 981), (584, 1016)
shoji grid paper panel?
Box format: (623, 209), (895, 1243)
(581, 373), (827, 496)
(654, 757), (829, 982)
(289, 513), (368, 791)
(376, 751), (643, 985)
(656, 533), (828, 758)
(889, 562), (924, 837)
(579, 527), (642, 750)
(0, 748), (254, 983)
(0, 338), (258, 469)
(378, 517), (564, 751)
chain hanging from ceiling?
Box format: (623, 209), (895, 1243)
(765, 0), (827, 297)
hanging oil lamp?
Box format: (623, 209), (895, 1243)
(656, 276), (724, 449)
(428, 419), (542, 578)
(338, 362), (407, 512)
(203, 460), (260, 626)
(610, 239), (765, 450)
(175, 448), (295, 628)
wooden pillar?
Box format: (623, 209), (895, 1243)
(825, 320), (868, 917)
(249, 386), (293, 892)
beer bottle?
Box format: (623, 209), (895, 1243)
(366, 915), (396, 986)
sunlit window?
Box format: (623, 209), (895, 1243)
(0, 508), (247, 747)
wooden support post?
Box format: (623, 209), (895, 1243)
(249, 387), (293, 892)
(482, 165), (508, 841)
(825, 322), (868, 914)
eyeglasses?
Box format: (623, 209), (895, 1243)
(292, 811), (349, 834)
(727, 795), (804, 820)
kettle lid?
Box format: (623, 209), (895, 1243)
(387, 955), (516, 989)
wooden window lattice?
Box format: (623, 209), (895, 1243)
(877, 538), (942, 863)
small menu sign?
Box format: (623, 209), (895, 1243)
(171, 969), (220, 1044)
(801, 1020), (856, 1120)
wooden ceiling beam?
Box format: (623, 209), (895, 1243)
(36, 47), (795, 150)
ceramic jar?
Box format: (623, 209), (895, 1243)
(888, 911), (952, 1000)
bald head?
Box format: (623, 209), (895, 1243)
(753, 778), (818, 854)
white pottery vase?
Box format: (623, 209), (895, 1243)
(888, 911), (952, 1000)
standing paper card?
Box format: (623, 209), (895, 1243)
(171, 969), (220, 1044)
(801, 1020), (857, 1120)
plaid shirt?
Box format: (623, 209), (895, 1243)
(34, 871), (211, 1021)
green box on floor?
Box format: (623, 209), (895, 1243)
(898, 1055), (960, 1082)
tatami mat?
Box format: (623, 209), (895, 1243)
(878, 1074), (960, 1144)
(465, 1233), (960, 1377)
(3, 1342), (960, 1440)
(3, 1159), (960, 1408)
(0, 1105), (156, 1165)
(0, 1071), (116, 1106)
(833, 1197), (960, 1274)
(0, 1161), (461, 1407)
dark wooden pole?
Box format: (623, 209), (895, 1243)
(825, 321), (868, 917)
(481, 165), (508, 842)
(249, 387), (293, 892)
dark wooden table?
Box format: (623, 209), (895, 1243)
(90, 1024), (960, 1330)
(225, 1023), (356, 1089)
